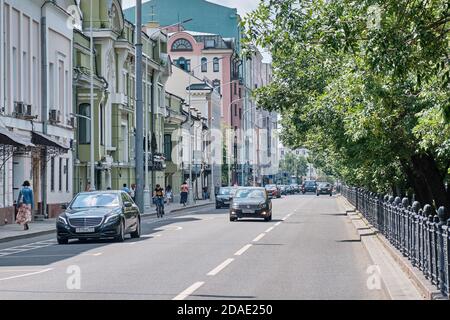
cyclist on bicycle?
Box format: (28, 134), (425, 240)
(153, 184), (165, 215)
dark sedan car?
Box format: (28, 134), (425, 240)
(215, 187), (235, 209)
(316, 183), (333, 196)
(302, 180), (317, 193)
(56, 191), (141, 244)
(230, 187), (272, 222)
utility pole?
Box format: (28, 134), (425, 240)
(135, 0), (144, 211)
(89, 0), (96, 191)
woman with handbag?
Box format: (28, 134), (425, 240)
(16, 181), (33, 230)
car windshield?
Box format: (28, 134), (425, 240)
(265, 185), (276, 189)
(234, 189), (265, 199)
(218, 188), (231, 195)
(71, 193), (120, 209)
(319, 183), (330, 188)
(305, 181), (316, 186)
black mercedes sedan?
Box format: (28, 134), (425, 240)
(230, 187), (272, 222)
(56, 191), (141, 244)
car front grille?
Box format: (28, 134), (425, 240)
(68, 217), (103, 227)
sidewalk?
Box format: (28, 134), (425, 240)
(0, 199), (214, 243)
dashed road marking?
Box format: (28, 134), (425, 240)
(274, 222), (282, 226)
(207, 258), (234, 276)
(0, 268), (53, 281)
(173, 281), (205, 300)
(265, 226), (274, 233)
(234, 244), (252, 256)
(252, 233), (266, 242)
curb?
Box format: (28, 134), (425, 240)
(338, 195), (445, 300)
(0, 202), (214, 244)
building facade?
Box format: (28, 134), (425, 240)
(0, 0), (76, 223)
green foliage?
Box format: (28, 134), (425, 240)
(243, 0), (450, 200)
(279, 152), (308, 179)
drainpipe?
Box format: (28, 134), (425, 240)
(40, 2), (49, 218)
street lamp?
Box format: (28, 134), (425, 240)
(89, 0), (95, 191)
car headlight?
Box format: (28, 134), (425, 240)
(232, 203), (240, 209)
(104, 214), (120, 224)
(58, 215), (68, 225)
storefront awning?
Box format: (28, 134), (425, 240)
(0, 127), (34, 148)
(32, 131), (69, 151)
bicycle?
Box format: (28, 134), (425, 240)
(154, 196), (165, 218)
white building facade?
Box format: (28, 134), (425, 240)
(0, 0), (76, 223)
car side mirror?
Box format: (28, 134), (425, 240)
(124, 202), (133, 208)
(61, 204), (67, 210)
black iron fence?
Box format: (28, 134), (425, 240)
(341, 186), (449, 297)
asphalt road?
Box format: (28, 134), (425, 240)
(0, 194), (388, 300)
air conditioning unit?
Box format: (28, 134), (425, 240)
(14, 101), (25, 117)
(49, 109), (61, 123)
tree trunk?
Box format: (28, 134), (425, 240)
(402, 161), (434, 206)
(411, 154), (450, 209)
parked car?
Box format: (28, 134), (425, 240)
(230, 187), (272, 222)
(302, 180), (317, 193)
(279, 185), (288, 195)
(290, 184), (300, 193)
(265, 184), (281, 199)
(56, 191), (141, 244)
(316, 182), (333, 196)
(215, 187), (234, 209)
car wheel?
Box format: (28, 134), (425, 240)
(230, 217), (236, 222)
(130, 218), (141, 238)
(78, 238), (88, 243)
(57, 237), (68, 245)
(216, 204), (221, 209)
(115, 220), (125, 242)
(264, 216), (271, 221)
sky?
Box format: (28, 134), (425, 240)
(121, 0), (271, 61)
(121, 0), (261, 17)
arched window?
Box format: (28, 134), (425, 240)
(213, 57), (219, 72)
(201, 57), (207, 72)
(171, 38), (193, 51)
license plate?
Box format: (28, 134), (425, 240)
(76, 227), (95, 233)
(243, 210), (254, 214)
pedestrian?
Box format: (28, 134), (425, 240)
(16, 181), (33, 231)
(122, 183), (131, 196)
(130, 184), (136, 201)
(165, 185), (173, 205)
(203, 186), (209, 200)
(180, 181), (189, 206)
(85, 181), (91, 192)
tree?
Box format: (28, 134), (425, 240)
(279, 151), (308, 182)
(242, 0), (450, 208)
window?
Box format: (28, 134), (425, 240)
(176, 57), (191, 72)
(164, 134), (172, 161)
(49, 62), (54, 107)
(212, 79), (220, 94)
(58, 60), (64, 115)
(12, 47), (18, 101)
(239, 108), (242, 119)
(239, 88), (242, 99)
(201, 57), (207, 72)
(59, 158), (62, 192)
(78, 104), (90, 144)
(66, 158), (69, 192)
(234, 82), (237, 95)
(50, 157), (55, 192)
(213, 57), (219, 72)
(171, 38), (193, 51)
(205, 39), (215, 48)
(234, 104), (237, 117)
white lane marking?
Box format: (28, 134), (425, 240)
(207, 258), (234, 276)
(265, 226), (275, 233)
(141, 235), (153, 238)
(92, 253), (103, 256)
(0, 268), (53, 281)
(173, 281), (205, 300)
(274, 222), (282, 226)
(234, 244), (252, 256)
(154, 234), (162, 237)
(0, 269), (47, 272)
(252, 233), (266, 242)
(282, 216), (289, 221)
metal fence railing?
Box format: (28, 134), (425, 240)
(341, 186), (449, 297)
